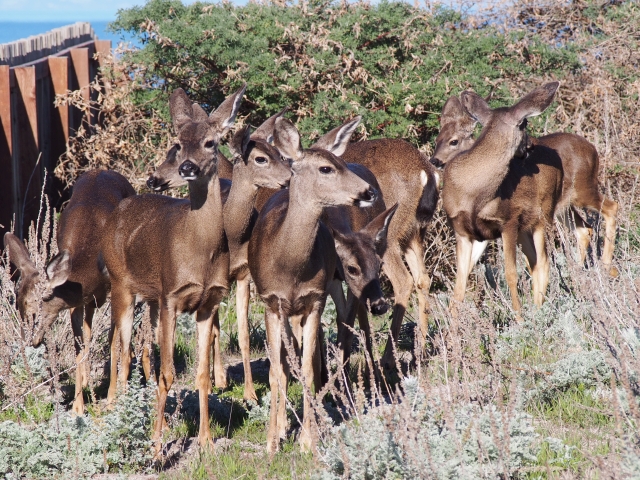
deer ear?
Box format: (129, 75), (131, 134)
(208, 84), (247, 138)
(228, 125), (252, 162)
(510, 81), (559, 123)
(253, 107), (288, 143)
(362, 203), (398, 256)
(46, 250), (71, 289)
(273, 117), (303, 161)
(169, 88), (194, 132)
(440, 97), (466, 126)
(460, 91), (492, 126)
(191, 102), (209, 122)
(4, 233), (38, 277)
(311, 116), (361, 156)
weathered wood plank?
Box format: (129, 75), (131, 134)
(0, 65), (12, 235)
(13, 66), (42, 237)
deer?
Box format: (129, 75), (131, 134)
(431, 94), (619, 276)
(439, 82), (564, 317)
(3, 169), (136, 415)
(146, 109), (291, 403)
(248, 117), (377, 453)
(314, 119), (439, 370)
(101, 85), (245, 450)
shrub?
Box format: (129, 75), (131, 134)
(0, 369), (154, 479)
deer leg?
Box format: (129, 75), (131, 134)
(452, 234), (474, 305)
(380, 245), (414, 370)
(195, 307), (215, 448)
(404, 235), (431, 349)
(70, 306), (85, 415)
(299, 301), (324, 453)
(235, 274), (257, 402)
(335, 284), (357, 377)
(501, 228), (522, 317)
(600, 197), (618, 276)
(107, 286), (135, 405)
(328, 278), (348, 330)
(532, 225), (550, 307)
(265, 309), (285, 454)
(210, 307), (227, 389)
(517, 230), (537, 295)
(142, 301), (159, 382)
(153, 301), (177, 451)
(572, 208), (593, 266)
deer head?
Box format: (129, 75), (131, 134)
(4, 233), (75, 346)
(431, 96), (477, 168)
(273, 117), (377, 207)
(333, 204), (398, 315)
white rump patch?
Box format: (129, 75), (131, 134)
(420, 170), (428, 187)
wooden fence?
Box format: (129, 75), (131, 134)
(0, 23), (111, 238)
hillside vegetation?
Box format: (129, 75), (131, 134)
(0, 0), (639, 478)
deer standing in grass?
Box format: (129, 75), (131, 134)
(3, 170), (135, 414)
(101, 86), (245, 450)
(432, 94), (618, 276)
(147, 110), (291, 402)
(248, 117), (377, 453)
(321, 122), (439, 370)
(440, 82), (563, 316)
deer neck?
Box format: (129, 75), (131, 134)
(223, 165), (259, 247)
(276, 184), (324, 269)
(186, 167), (224, 245)
(449, 128), (518, 200)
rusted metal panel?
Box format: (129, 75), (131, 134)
(13, 66), (42, 238)
(48, 56), (70, 150)
(0, 65), (12, 235)
(94, 40), (112, 68)
(69, 47), (91, 132)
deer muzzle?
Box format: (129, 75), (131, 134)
(356, 187), (378, 207)
(179, 160), (201, 180)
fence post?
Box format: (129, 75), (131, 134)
(69, 47), (91, 132)
(13, 66), (41, 238)
(0, 66), (12, 232)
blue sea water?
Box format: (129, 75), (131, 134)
(0, 21), (139, 48)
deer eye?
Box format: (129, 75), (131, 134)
(204, 140), (215, 149)
(346, 265), (359, 276)
(449, 139), (459, 146)
(319, 166), (333, 174)
(255, 156), (268, 164)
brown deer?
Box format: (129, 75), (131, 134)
(101, 85), (245, 449)
(440, 82), (563, 316)
(3, 170), (135, 414)
(431, 94), (618, 276)
(248, 117), (377, 453)
(316, 120), (439, 370)
(147, 110), (290, 403)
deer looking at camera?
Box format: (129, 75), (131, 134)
(440, 82), (563, 316)
(432, 94), (618, 276)
(101, 85), (245, 450)
(3, 170), (135, 415)
(248, 117), (377, 454)
(316, 119), (439, 370)
(147, 109), (291, 402)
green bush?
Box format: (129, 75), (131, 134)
(109, 0), (580, 145)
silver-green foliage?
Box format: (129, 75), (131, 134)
(317, 377), (538, 479)
(0, 369), (153, 479)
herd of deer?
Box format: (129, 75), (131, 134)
(3, 80), (618, 455)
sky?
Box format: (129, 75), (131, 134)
(0, 0), (146, 22)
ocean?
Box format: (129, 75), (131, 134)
(0, 21), (139, 48)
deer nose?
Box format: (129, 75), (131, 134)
(146, 176), (157, 190)
(363, 187), (377, 203)
(430, 157), (444, 168)
(370, 298), (389, 316)
(179, 160), (200, 178)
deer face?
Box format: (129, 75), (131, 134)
(273, 118), (377, 208)
(4, 233), (73, 346)
(164, 86), (246, 182)
(229, 125), (291, 190)
(431, 96), (477, 168)
(333, 204), (397, 315)
(147, 144), (187, 191)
